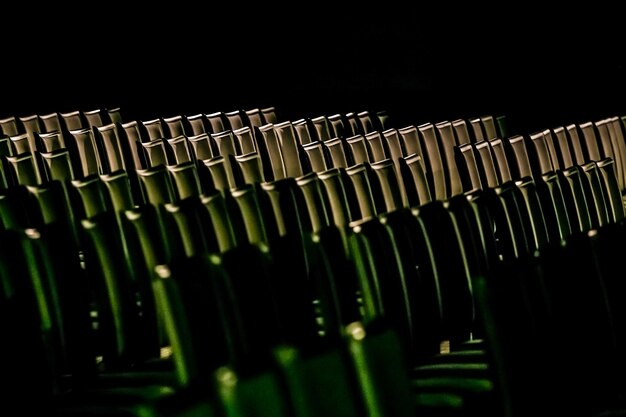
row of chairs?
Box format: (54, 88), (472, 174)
(444, 116), (626, 415)
(0, 106), (425, 417)
(1, 105), (626, 416)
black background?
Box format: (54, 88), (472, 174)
(2, 7), (625, 136)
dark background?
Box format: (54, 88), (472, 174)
(2, 8), (625, 136)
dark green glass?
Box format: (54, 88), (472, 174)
(0, 228), (55, 413)
(164, 196), (218, 257)
(154, 255), (245, 388)
(344, 322), (415, 417)
(414, 202), (475, 347)
(0, 185), (37, 230)
(348, 216), (413, 349)
(380, 208), (443, 363)
(215, 366), (290, 417)
(82, 212), (149, 366)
